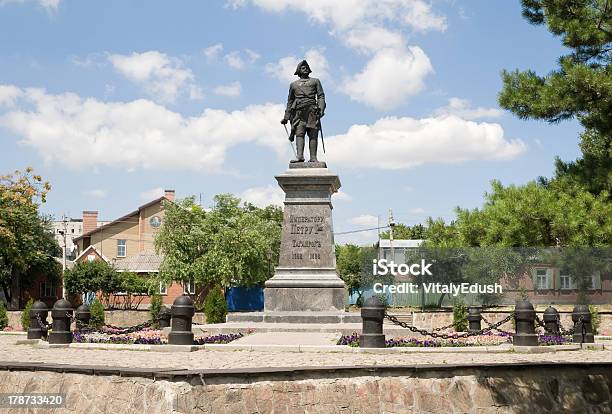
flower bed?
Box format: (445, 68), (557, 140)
(338, 332), (573, 347)
(72, 329), (244, 345)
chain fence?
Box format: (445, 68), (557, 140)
(384, 311), (515, 339)
(386, 310), (584, 340)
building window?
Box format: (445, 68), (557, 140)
(560, 274), (573, 290)
(117, 239), (126, 257)
(159, 281), (167, 295)
(183, 279), (195, 295)
(40, 282), (55, 298)
(87, 254), (96, 262)
(535, 268), (549, 290)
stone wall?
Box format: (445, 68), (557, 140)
(0, 364), (609, 413)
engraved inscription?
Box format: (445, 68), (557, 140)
(288, 215), (326, 263)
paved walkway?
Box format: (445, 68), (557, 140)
(1, 335), (612, 371)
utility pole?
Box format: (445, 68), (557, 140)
(388, 209), (396, 264)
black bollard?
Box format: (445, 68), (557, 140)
(158, 306), (171, 328)
(572, 304), (594, 343)
(168, 295), (195, 345)
(27, 301), (49, 340)
(513, 300), (538, 346)
(543, 306), (560, 335)
(48, 299), (74, 344)
(75, 304), (91, 331)
(467, 306), (482, 332)
(360, 296), (386, 348)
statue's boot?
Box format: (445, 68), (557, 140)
(308, 134), (318, 162)
(291, 136), (305, 163)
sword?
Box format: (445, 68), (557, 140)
(283, 123), (297, 158)
(319, 119), (326, 154)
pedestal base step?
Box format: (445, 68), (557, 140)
(226, 311), (361, 324)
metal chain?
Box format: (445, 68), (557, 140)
(432, 321), (457, 332)
(384, 311), (515, 339)
(481, 314), (514, 336)
(35, 313), (51, 329)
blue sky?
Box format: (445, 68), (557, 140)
(0, 0), (583, 244)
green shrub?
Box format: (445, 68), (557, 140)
(204, 287), (227, 324)
(21, 298), (34, 331)
(589, 305), (600, 335)
(452, 302), (468, 332)
(89, 298), (105, 327)
(149, 293), (163, 327)
(0, 301), (8, 329)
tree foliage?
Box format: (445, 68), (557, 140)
(64, 261), (154, 309)
(499, 0), (612, 194)
(425, 180), (611, 247)
(380, 224), (426, 240)
(336, 244), (389, 306)
(155, 194), (282, 288)
(204, 286), (227, 324)
(0, 168), (61, 308)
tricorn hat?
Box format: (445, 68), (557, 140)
(294, 60), (312, 75)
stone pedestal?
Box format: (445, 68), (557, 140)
(228, 166), (351, 324)
(266, 166), (345, 316)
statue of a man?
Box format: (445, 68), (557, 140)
(281, 60), (326, 163)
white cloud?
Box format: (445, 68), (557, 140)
(349, 214), (379, 227)
(213, 81), (242, 97)
(343, 26), (405, 54)
(0, 85), (287, 173)
(434, 97), (503, 120)
(227, 0), (446, 35)
(83, 189), (107, 199)
(340, 46), (432, 110)
(203, 43), (223, 60)
(140, 187), (164, 201)
(189, 85), (204, 100)
(0, 0), (59, 11)
(403, 0), (447, 32)
(240, 185), (284, 207)
(266, 48), (329, 83)
(108, 51), (199, 103)
(0, 85), (22, 107)
(223, 49), (260, 70)
(333, 190), (352, 201)
(407, 207), (425, 215)
(325, 115), (526, 169)
(224, 51), (245, 69)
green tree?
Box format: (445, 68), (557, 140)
(425, 180), (611, 247)
(155, 195), (282, 289)
(89, 298), (105, 328)
(0, 168), (62, 309)
(380, 223), (426, 240)
(0, 300), (8, 329)
(499, 0), (612, 194)
(204, 286), (227, 324)
(20, 298), (33, 331)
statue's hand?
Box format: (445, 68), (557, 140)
(288, 135), (295, 142)
(281, 118), (288, 125)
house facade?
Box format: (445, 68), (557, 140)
(73, 189), (197, 307)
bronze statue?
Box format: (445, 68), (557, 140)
(281, 60), (326, 163)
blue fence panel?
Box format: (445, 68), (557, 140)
(226, 286), (264, 311)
